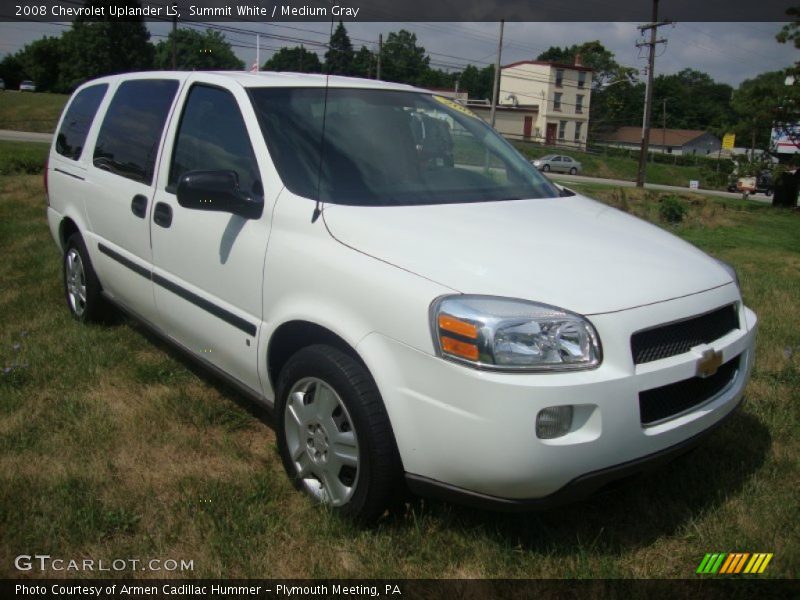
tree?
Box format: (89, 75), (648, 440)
(57, 0), (154, 91)
(154, 29), (243, 71)
(351, 46), (374, 78)
(17, 37), (62, 92)
(325, 22), (354, 75)
(0, 54), (26, 91)
(775, 6), (800, 156)
(457, 64), (494, 101)
(379, 30), (430, 85)
(731, 71), (786, 158)
(537, 41), (636, 87)
(263, 46), (322, 73)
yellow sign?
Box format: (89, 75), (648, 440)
(722, 133), (736, 150)
(432, 95), (480, 120)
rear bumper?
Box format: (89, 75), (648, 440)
(405, 394), (742, 512)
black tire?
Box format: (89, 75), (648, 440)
(569, 167), (577, 175)
(542, 164), (550, 172)
(765, 189), (773, 197)
(63, 233), (105, 323)
(275, 344), (402, 524)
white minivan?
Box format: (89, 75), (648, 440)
(46, 72), (757, 522)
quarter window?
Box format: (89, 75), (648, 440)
(55, 84), (108, 160)
(169, 85), (261, 195)
(93, 79), (179, 185)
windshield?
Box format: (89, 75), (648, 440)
(248, 87), (559, 206)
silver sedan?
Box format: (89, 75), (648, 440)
(531, 154), (582, 174)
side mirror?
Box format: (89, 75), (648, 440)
(176, 170), (263, 219)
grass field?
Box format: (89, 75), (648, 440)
(0, 91), (68, 133)
(515, 143), (717, 190)
(1, 169), (798, 579)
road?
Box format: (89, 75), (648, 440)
(0, 129), (53, 144)
(545, 172), (774, 203)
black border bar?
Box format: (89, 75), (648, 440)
(97, 242), (257, 336)
(0, 0), (795, 23)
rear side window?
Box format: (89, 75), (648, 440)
(55, 84), (108, 160)
(93, 79), (179, 185)
(168, 84), (261, 195)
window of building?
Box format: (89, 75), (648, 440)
(55, 84), (108, 160)
(93, 79), (179, 184)
(578, 71), (586, 88)
(574, 121), (582, 141)
(576, 94), (584, 114)
(558, 120), (567, 140)
(554, 92), (562, 111)
(169, 84), (261, 196)
(555, 69), (564, 88)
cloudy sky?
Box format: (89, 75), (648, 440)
(0, 20), (796, 87)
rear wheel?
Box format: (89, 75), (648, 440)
(276, 345), (401, 523)
(63, 233), (105, 323)
(569, 167), (577, 175)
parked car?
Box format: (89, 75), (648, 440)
(727, 170), (773, 196)
(46, 72), (757, 522)
(19, 80), (36, 92)
(0, 78), (5, 91)
(531, 154), (582, 174)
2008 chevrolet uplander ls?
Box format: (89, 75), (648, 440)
(47, 72), (757, 522)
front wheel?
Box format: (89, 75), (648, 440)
(276, 345), (402, 523)
(542, 164), (550, 172)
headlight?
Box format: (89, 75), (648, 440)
(716, 259), (740, 290)
(431, 295), (602, 372)
(533, 160), (541, 166)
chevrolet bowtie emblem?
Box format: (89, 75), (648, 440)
(697, 349), (724, 378)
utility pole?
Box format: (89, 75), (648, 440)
(662, 97), (667, 151)
(256, 34), (260, 72)
(490, 19), (505, 127)
(171, 7), (177, 70)
(376, 34), (382, 80)
(635, 0), (671, 187)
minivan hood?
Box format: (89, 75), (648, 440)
(322, 194), (732, 315)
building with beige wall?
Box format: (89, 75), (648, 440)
(499, 59), (593, 149)
(467, 104), (540, 140)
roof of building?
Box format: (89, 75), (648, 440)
(468, 104), (539, 113)
(606, 126), (715, 147)
(502, 60), (594, 73)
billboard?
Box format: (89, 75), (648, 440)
(771, 124), (800, 155)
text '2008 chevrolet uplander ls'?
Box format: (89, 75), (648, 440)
(46, 71), (757, 522)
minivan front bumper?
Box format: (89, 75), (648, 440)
(357, 283), (757, 504)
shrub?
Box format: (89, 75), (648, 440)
(658, 195), (688, 224)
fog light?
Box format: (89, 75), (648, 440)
(536, 406), (574, 439)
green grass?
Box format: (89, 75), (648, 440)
(0, 139), (49, 175)
(0, 90), (68, 132)
(1, 172), (798, 579)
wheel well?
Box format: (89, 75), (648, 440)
(59, 218), (79, 251)
(267, 321), (364, 390)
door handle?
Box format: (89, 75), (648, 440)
(131, 194), (148, 218)
(153, 202), (173, 228)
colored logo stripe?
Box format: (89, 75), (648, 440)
(697, 553), (773, 574)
